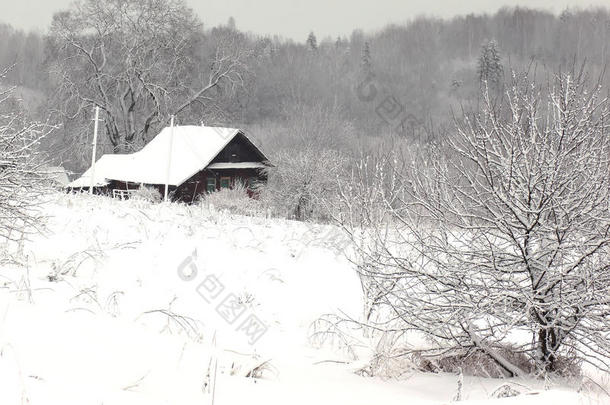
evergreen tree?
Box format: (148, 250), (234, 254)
(306, 31), (318, 51)
(335, 36), (342, 49)
(477, 39), (503, 88)
(361, 41), (372, 75)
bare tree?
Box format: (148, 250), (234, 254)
(338, 70), (610, 376)
(47, 0), (251, 154)
(0, 67), (53, 245)
(263, 148), (348, 221)
(258, 106), (353, 221)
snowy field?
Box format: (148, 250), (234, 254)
(0, 193), (607, 405)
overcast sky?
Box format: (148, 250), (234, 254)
(1, 0), (609, 40)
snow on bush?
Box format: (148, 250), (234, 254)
(130, 185), (162, 204)
(200, 181), (265, 217)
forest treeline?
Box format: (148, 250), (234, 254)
(1, 6), (610, 171)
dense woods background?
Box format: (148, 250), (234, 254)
(1, 6), (610, 174)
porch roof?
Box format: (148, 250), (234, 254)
(206, 162), (269, 170)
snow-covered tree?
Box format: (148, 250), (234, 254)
(0, 68), (53, 243)
(339, 70), (610, 376)
(263, 148), (348, 221)
(47, 0), (251, 154)
(259, 106), (353, 221)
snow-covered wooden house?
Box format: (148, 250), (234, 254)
(67, 126), (272, 202)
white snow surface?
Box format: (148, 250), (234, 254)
(68, 125), (242, 188)
(0, 193), (607, 405)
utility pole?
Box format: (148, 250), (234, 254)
(164, 115), (175, 202)
(89, 106), (100, 195)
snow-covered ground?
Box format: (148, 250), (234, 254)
(0, 193), (607, 405)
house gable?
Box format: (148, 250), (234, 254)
(208, 132), (269, 165)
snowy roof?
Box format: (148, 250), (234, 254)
(67, 154), (136, 188)
(206, 162), (268, 170)
(68, 126), (268, 188)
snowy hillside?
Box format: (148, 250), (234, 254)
(0, 193), (606, 405)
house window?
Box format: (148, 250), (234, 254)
(220, 177), (231, 189)
(206, 177), (216, 193)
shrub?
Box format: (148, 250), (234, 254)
(131, 185), (162, 204)
(201, 181), (263, 217)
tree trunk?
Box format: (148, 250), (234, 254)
(465, 323), (526, 377)
(536, 328), (557, 373)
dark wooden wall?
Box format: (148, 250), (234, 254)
(175, 168), (266, 203)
